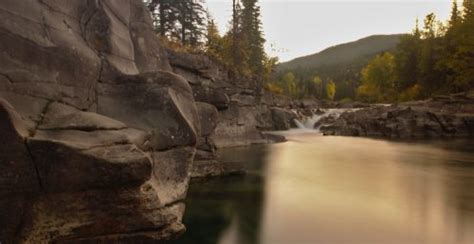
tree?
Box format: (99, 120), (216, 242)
(418, 13), (446, 95)
(436, 0), (462, 91)
(449, 0), (474, 90)
(205, 15), (224, 59)
(357, 53), (396, 102)
(326, 80), (336, 100)
(145, 0), (177, 38)
(448, 0), (461, 32)
(223, 1), (251, 75)
(175, 0), (207, 46)
(146, 0), (207, 47)
(312, 76), (323, 99)
(241, 0), (266, 77)
(394, 20), (422, 92)
(281, 72), (297, 97)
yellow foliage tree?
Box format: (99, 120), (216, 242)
(326, 80), (336, 100)
(357, 52), (396, 102)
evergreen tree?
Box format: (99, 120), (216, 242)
(145, 0), (177, 38)
(450, 0), (474, 90)
(205, 15), (224, 59)
(448, 0), (461, 32)
(438, 0), (462, 91)
(241, 0), (266, 77)
(176, 0), (207, 46)
(223, 2), (251, 75)
(394, 22), (421, 91)
(146, 0), (207, 47)
(418, 13), (444, 95)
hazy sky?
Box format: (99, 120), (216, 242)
(206, 0), (453, 62)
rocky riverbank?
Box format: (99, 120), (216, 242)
(321, 91), (474, 139)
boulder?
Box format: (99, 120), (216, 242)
(271, 107), (297, 131)
(212, 104), (267, 148)
(191, 85), (230, 110)
(196, 102), (219, 137)
(27, 140), (152, 193)
(167, 50), (226, 82)
(39, 102), (127, 131)
(98, 72), (200, 151)
(151, 147), (195, 206)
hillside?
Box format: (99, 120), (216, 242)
(278, 34), (404, 71)
(273, 34), (404, 100)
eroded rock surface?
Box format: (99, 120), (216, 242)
(167, 50), (291, 150)
(321, 91), (474, 139)
(0, 1), (196, 243)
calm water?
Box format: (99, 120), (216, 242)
(173, 133), (474, 244)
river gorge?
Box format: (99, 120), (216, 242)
(1, 0), (473, 243)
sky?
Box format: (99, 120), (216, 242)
(206, 0), (454, 62)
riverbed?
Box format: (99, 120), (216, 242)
(173, 133), (474, 244)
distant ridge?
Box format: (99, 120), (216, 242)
(278, 34), (405, 71)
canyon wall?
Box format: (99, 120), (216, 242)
(0, 0), (197, 242)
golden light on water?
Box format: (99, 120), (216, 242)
(259, 136), (474, 244)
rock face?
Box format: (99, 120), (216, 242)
(271, 107), (298, 131)
(166, 50), (292, 177)
(167, 50), (290, 150)
(0, 1), (197, 243)
(321, 91), (474, 138)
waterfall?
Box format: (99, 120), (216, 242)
(293, 119), (307, 129)
(293, 108), (352, 131)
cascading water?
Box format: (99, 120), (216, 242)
(293, 108), (352, 131)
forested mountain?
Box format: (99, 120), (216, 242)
(278, 34), (403, 71)
(269, 34), (403, 100)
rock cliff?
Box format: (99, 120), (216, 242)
(0, 0), (198, 242)
(167, 50), (293, 176)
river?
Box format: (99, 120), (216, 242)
(172, 133), (474, 244)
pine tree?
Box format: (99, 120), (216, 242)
(241, 0), (266, 77)
(176, 0), (207, 46)
(450, 0), (474, 90)
(223, 1), (251, 75)
(146, 0), (177, 38)
(205, 15), (224, 59)
(146, 0), (207, 47)
(448, 0), (461, 32)
(394, 21), (422, 91)
(438, 0), (462, 91)
(418, 13), (446, 95)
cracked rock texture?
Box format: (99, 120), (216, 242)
(166, 50), (294, 177)
(0, 0), (197, 243)
(167, 50), (290, 150)
(321, 91), (474, 138)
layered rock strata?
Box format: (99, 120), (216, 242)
(0, 0), (198, 242)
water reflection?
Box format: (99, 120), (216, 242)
(173, 135), (474, 244)
(170, 146), (268, 244)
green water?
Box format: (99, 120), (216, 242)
(173, 134), (474, 244)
